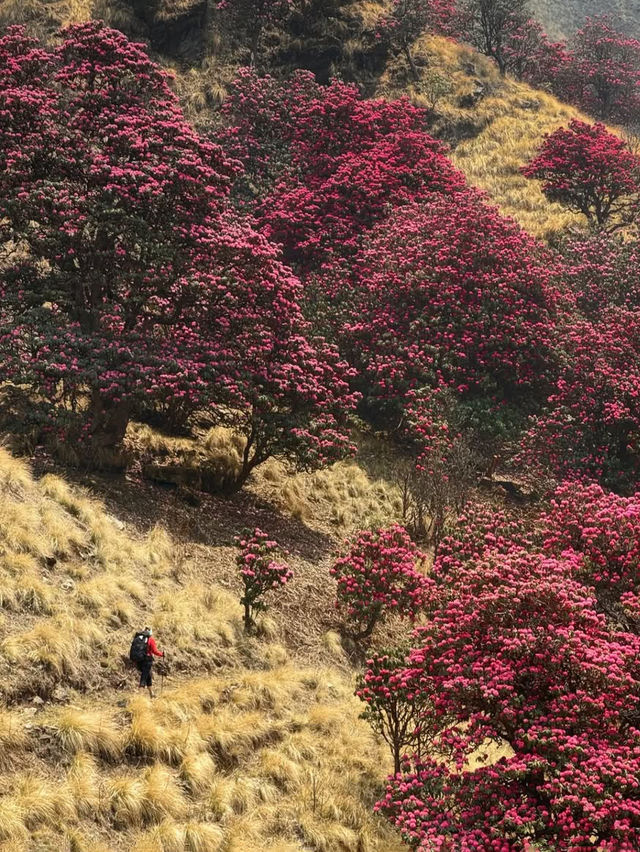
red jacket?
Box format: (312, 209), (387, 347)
(147, 636), (164, 657)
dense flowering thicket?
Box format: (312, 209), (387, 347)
(330, 525), (431, 639)
(561, 234), (640, 318)
(0, 23), (358, 475)
(521, 311), (640, 490)
(235, 528), (292, 632)
(219, 69), (467, 269)
(523, 120), (640, 229)
(376, 509), (640, 850)
(330, 195), (558, 434)
(543, 482), (640, 625)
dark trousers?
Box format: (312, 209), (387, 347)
(137, 657), (153, 687)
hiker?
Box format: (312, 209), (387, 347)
(129, 626), (165, 698)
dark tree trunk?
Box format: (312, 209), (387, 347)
(87, 390), (130, 451)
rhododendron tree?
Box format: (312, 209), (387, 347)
(523, 120), (640, 229)
(356, 649), (434, 773)
(329, 195), (557, 435)
(376, 0), (458, 79)
(330, 525), (431, 640)
(377, 542), (640, 849)
(567, 16), (640, 123)
(502, 18), (569, 88)
(235, 528), (292, 632)
(521, 310), (640, 490)
(0, 24), (358, 476)
(462, 0), (529, 75)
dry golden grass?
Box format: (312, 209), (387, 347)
(257, 456), (403, 534)
(0, 663), (404, 850)
(0, 441), (405, 850)
(378, 33), (594, 240)
(52, 707), (123, 760)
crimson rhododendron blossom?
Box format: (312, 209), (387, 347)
(522, 120), (640, 228)
(561, 233), (640, 318)
(377, 540), (640, 849)
(0, 23), (358, 475)
(329, 195), (557, 430)
(235, 528), (292, 632)
(521, 310), (640, 490)
(330, 525), (431, 640)
(219, 69), (467, 268)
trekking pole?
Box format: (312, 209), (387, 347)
(161, 652), (167, 695)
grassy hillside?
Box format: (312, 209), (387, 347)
(0, 446), (407, 851)
(377, 34), (587, 240)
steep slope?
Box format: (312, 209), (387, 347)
(0, 0), (611, 242)
(377, 34), (587, 240)
(0, 447), (405, 851)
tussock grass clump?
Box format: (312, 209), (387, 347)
(53, 707), (123, 761)
(258, 457), (403, 533)
(14, 774), (76, 829)
(198, 708), (286, 765)
(154, 584), (241, 657)
(3, 617), (103, 677)
(126, 697), (206, 765)
(66, 753), (102, 817)
(179, 751), (217, 795)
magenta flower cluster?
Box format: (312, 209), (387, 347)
(375, 499), (640, 850)
(330, 524), (432, 640)
(235, 528), (292, 631)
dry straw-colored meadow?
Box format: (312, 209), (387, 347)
(0, 446), (407, 851)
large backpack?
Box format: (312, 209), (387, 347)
(129, 631), (149, 663)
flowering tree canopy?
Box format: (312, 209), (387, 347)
(219, 69), (467, 269)
(328, 194), (557, 439)
(0, 23), (358, 477)
(521, 310), (640, 491)
(522, 120), (640, 229)
(377, 520), (640, 850)
(235, 528), (292, 632)
(502, 18), (569, 88)
(330, 524), (431, 639)
(568, 16), (640, 123)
